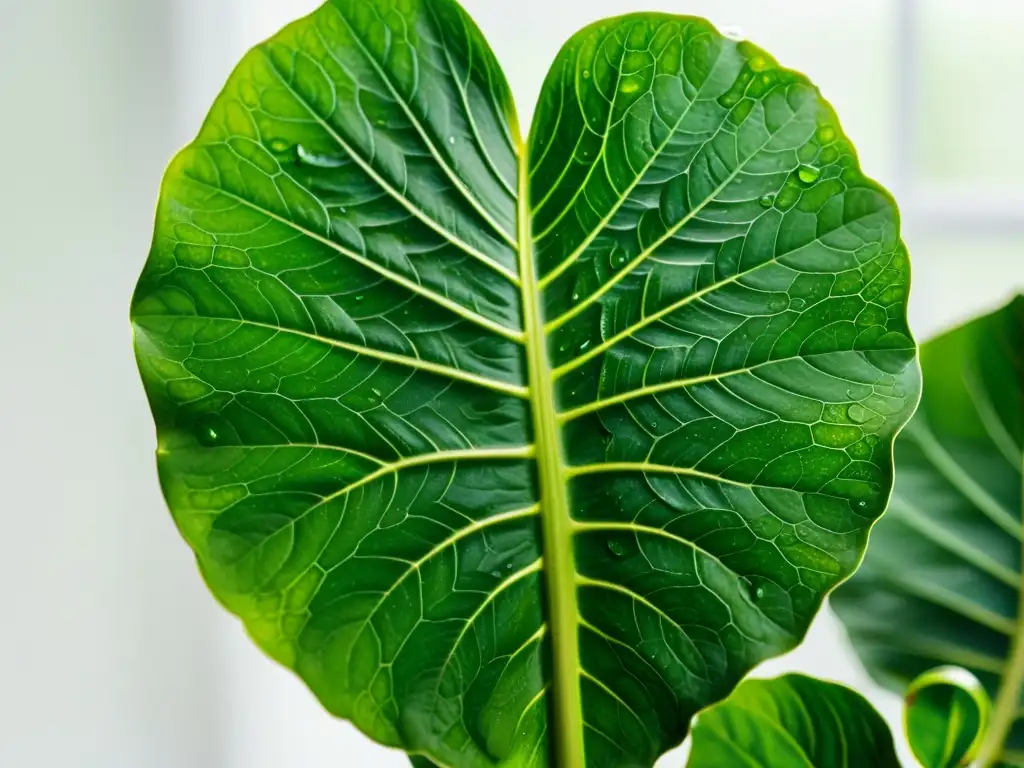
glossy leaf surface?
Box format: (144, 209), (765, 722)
(904, 666), (990, 768)
(131, 1), (918, 765)
(686, 674), (900, 767)
(833, 297), (1023, 768)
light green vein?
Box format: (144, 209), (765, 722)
(325, 7), (518, 249)
(905, 421), (1020, 539)
(530, 40), (627, 225)
(542, 103), (808, 333)
(535, 43), (728, 283)
(576, 575), (683, 631)
(580, 669), (651, 740)
(872, 571), (1015, 635)
(434, 559), (544, 681)
(346, 503), (540, 621)
(856, 636), (1006, 676)
(190, 176), (525, 343)
(567, 461), (750, 489)
(963, 363), (1023, 468)
(141, 314), (529, 398)
(888, 495), (1020, 587)
(557, 353), (760, 415)
(425, 2), (517, 199)
(551, 257), (776, 376)
(260, 49), (520, 285)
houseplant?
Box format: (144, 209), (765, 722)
(130, 0), (922, 764)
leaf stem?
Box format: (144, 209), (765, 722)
(972, 470), (1024, 767)
(518, 141), (586, 767)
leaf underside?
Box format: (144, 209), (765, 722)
(833, 297), (1024, 768)
(686, 674), (900, 767)
(131, 1), (918, 766)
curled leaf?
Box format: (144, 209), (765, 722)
(904, 666), (990, 768)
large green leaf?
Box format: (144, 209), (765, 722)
(131, 1), (919, 765)
(833, 297), (1023, 768)
(686, 674), (900, 767)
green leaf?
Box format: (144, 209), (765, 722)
(832, 296), (1023, 768)
(131, 1), (919, 765)
(686, 674), (900, 767)
(904, 666), (990, 768)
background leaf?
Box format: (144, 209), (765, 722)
(833, 296), (1023, 767)
(132, 0), (919, 765)
(686, 674), (900, 767)
(904, 666), (990, 768)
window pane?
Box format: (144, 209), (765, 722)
(906, 232), (1024, 338)
(919, 0), (1024, 183)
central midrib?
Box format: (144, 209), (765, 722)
(517, 142), (586, 766)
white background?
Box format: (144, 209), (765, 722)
(1, 0), (1022, 766)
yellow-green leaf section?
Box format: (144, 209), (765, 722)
(130, 1), (919, 766)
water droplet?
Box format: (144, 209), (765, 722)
(268, 138), (290, 154)
(858, 500), (867, 508)
(607, 539), (627, 558)
(354, 294), (364, 302)
(847, 404), (870, 424)
(758, 194), (775, 208)
(571, 291), (580, 301)
(582, 70), (591, 79)
(506, 563), (513, 569)
(375, 119), (385, 127)
(371, 387), (382, 397)
(722, 26), (745, 41)
(296, 144), (343, 168)
(448, 136), (456, 145)
(491, 570), (502, 578)
(797, 165), (820, 184)
(579, 340), (590, 351)
(754, 586), (765, 600)
(199, 426), (219, 447)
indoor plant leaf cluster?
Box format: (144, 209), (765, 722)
(833, 297), (1024, 767)
(131, 0), (921, 765)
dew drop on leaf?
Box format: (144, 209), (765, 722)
(754, 586), (765, 601)
(491, 570), (502, 579)
(583, 70), (591, 79)
(448, 136), (455, 145)
(797, 164), (821, 184)
(847, 404), (870, 424)
(199, 426), (219, 447)
(371, 387), (382, 398)
(758, 194), (775, 208)
(296, 144), (343, 168)
(606, 538), (627, 558)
